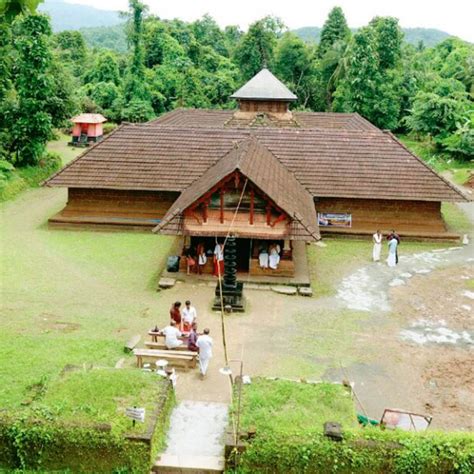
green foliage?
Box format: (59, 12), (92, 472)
(333, 19), (403, 129)
(0, 371), (175, 471)
(234, 16), (285, 79)
(0, 0), (44, 22)
(233, 380), (474, 474)
(318, 6), (350, 58)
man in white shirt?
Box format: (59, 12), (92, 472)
(182, 300), (197, 331)
(162, 321), (183, 349)
(196, 328), (213, 379)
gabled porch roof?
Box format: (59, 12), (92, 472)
(153, 137), (320, 241)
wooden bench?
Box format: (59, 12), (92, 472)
(148, 331), (189, 343)
(145, 341), (193, 352)
(133, 348), (197, 371)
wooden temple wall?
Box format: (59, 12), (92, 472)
(238, 100), (289, 113)
(62, 188), (179, 219)
(315, 198), (446, 235)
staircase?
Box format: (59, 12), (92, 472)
(153, 401), (228, 473)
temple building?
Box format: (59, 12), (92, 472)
(45, 69), (467, 278)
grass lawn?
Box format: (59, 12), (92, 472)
(47, 131), (83, 165)
(0, 187), (177, 413)
(234, 378), (357, 436)
(442, 202), (472, 234)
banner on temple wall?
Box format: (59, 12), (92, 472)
(317, 213), (352, 228)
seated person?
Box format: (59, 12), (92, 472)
(269, 243), (281, 270)
(187, 322), (199, 352)
(162, 320), (183, 349)
(258, 247), (269, 269)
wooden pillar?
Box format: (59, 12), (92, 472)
(249, 189), (254, 225)
(202, 201), (208, 223)
(220, 189), (225, 224)
(266, 203), (272, 226)
(283, 239), (292, 258)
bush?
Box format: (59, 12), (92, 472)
(103, 122), (118, 135)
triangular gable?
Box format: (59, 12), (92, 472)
(153, 137), (320, 241)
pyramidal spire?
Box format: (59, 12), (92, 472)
(230, 68), (297, 101)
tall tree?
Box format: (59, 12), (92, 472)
(12, 14), (55, 165)
(121, 0), (153, 121)
(370, 17), (403, 71)
(318, 7), (350, 58)
(234, 16), (284, 80)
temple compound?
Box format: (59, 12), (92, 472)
(45, 69), (467, 279)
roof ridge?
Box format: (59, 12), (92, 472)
(383, 131), (469, 202)
(43, 123), (128, 187)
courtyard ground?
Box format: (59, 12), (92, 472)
(0, 185), (472, 433)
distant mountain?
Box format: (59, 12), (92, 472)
(293, 26), (456, 48)
(39, 0), (122, 31)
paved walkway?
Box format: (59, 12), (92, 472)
(153, 401), (228, 473)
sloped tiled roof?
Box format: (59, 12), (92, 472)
(45, 123), (466, 202)
(71, 113), (106, 124)
(153, 138), (319, 240)
(147, 109), (377, 131)
(230, 68), (297, 101)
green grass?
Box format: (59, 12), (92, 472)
(397, 134), (472, 179)
(0, 188), (177, 411)
(46, 131), (83, 165)
(442, 202), (472, 234)
(235, 378), (357, 436)
(34, 369), (168, 435)
(307, 239), (450, 297)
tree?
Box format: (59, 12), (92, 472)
(0, 0), (43, 22)
(121, 0), (153, 120)
(369, 17), (403, 71)
(441, 112), (474, 160)
(12, 14), (56, 165)
(192, 14), (228, 56)
(405, 79), (469, 140)
(234, 16), (285, 80)
(89, 51), (121, 85)
(274, 33), (315, 107)
(318, 7), (350, 58)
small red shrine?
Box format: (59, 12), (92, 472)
(69, 113), (106, 147)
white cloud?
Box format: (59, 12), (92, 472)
(66, 0), (474, 42)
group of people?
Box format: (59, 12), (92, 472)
(163, 300), (213, 378)
(185, 241), (225, 277)
(372, 229), (401, 267)
(258, 242), (281, 270)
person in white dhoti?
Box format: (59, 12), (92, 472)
(162, 321), (183, 349)
(372, 230), (382, 262)
(268, 243), (281, 270)
(196, 328), (213, 378)
(258, 247), (269, 269)
(387, 237), (398, 267)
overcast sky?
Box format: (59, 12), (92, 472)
(66, 0), (474, 42)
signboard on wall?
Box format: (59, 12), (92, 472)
(317, 213), (352, 228)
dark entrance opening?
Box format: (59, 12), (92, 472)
(189, 236), (251, 272)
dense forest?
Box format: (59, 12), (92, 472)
(0, 0), (473, 179)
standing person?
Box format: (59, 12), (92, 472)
(187, 322), (199, 352)
(268, 243), (281, 270)
(182, 300), (197, 332)
(387, 236), (398, 267)
(387, 230), (401, 264)
(213, 241), (224, 277)
(185, 249), (196, 275)
(169, 301), (182, 329)
(162, 320), (183, 349)
(197, 243), (207, 275)
(196, 328), (213, 379)
(372, 230), (383, 262)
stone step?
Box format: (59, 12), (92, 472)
(152, 454), (225, 473)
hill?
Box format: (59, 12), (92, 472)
(38, 0), (122, 31)
(293, 26), (455, 47)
